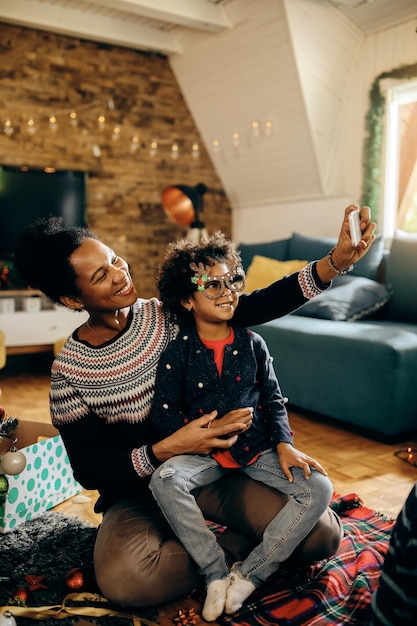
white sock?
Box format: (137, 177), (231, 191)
(202, 577), (231, 622)
(225, 567), (256, 614)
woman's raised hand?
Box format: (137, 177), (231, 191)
(316, 204), (377, 283)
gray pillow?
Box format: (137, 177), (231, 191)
(384, 231), (417, 323)
(292, 275), (391, 322)
(237, 238), (290, 272)
(288, 232), (384, 281)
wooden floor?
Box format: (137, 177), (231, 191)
(1, 352), (417, 624)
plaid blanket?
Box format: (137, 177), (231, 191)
(218, 493), (394, 626)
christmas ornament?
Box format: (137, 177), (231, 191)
(0, 446), (27, 475)
(173, 607), (198, 625)
(25, 574), (48, 591)
(65, 567), (86, 590)
(0, 474), (8, 506)
(9, 586), (28, 605)
(0, 610), (17, 626)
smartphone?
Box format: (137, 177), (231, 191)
(348, 210), (362, 247)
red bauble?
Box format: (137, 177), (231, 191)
(65, 567), (86, 590)
(11, 587), (28, 603)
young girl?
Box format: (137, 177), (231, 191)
(150, 232), (334, 621)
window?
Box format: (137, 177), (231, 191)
(383, 81), (417, 239)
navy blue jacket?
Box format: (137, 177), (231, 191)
(151, 325), (293, 466)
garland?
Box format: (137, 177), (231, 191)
(360, 62), (417, 223)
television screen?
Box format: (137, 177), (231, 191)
(0, 166), (87, 259)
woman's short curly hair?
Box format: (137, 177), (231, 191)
(155, 231), (242, 328)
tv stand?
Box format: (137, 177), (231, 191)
(0, 290), (87, 355)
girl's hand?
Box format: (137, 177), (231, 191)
(277, 442), (328, 482)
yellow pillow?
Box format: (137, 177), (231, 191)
(244, 256), (308, 292)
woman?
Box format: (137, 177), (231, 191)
(13, 205), (375, 608)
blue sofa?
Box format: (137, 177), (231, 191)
(239, 231), (417, 440)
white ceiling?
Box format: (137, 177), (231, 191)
(0, 0), (416, 56)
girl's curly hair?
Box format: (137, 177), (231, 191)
(156, 231), (242, 328)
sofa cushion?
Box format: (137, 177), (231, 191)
(237, 238), (290, 272)
(288, 232), (384, 281)
(292, 275), (391, 322)
(245, 256), (308, 292)
(385, 231), (417, 323)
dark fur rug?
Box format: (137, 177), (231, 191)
(0, 512), (157, 626)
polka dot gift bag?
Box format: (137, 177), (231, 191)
(0, 436), (81, 533)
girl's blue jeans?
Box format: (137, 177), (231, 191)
(149, 449), (333, 586)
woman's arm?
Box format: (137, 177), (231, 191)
(234, 205), (376, 327)
(57, 413), (145, 490)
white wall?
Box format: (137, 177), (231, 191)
(232, 195), (351, 243)
(170, 0), (417, 243)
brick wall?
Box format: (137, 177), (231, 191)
(0, 23), (231, 298)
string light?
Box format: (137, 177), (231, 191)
(149, 139), (158, 157)
(232, 131), (240, 147)
(48, 115), (58, 132)
(1, 107), (200, 162)
(170, 141), (180, 160)
(111, 125), (121, 142)
(211, 116), (275, 153)
(264, 118), (274, 136)
(130, 135), (140, 153)
(251, 120), (260, 137)
(212, 138), (221, 153)
(26, 117), (37, 135)
(69, 111), (78, 127)
(3, 119), (14, 137)
(97, 115), (106, 131)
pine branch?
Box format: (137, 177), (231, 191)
(0, 404), (19, 439)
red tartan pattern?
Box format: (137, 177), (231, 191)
(206, 494), (394, 626)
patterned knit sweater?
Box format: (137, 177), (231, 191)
(50, 263), (326, 512)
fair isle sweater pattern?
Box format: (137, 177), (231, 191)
(51, 298), (173, 425)
(298, 262), (324, 300)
